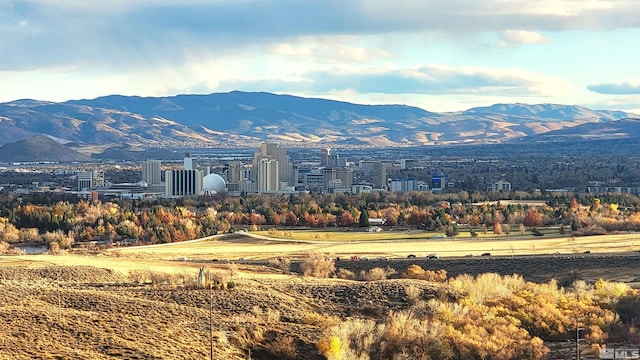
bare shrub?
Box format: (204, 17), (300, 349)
(128, 270), (149, 284)
(43, 230), (74, 250)
(319, 318), (383, 360)
(148, 271), (172, 287)
(264, 334), (298, 359)
(405, 284), (422, 304)
(359, 267), (396, 281)
(300, 253), (335, 278)
(0, 242), (26, 256)
(178, 271), (197, 288)
(0, 220), (19, 243)
(251, 305), (281, 323)
(18, 228), (40, 242)
(402, 265), (447, 282)
(447, 272), (526, 303)
(267, 257), (291, 272)
(226, 263), (238, 280)
(300, 311), (341, 329)
(335, 268), (356, 280)
(5, 246), (26, 255)
(47, 241), (66, 255)
(196, 267), (230, 289)
(231, 324), (265, 350)
(0, 241), (9, 255)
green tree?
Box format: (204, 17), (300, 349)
(358, 207), (369, 227)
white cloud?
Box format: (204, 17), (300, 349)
(588, 82), (640, 95)
(270, 37), (391, 64)
(498, 30), (552, 47)
(0, 0), (637, 113)
(215, 64), (571, 98)
(2, 0), (639, 72)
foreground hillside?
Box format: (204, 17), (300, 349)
(2, 252), (640, 359)
(0, 264), (428, 359)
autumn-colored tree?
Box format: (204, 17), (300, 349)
(300, 212), (317, 227)
(284, 211), (298, 226)
(523, 210), (543, 227)
(503, 223), (511, 237)
(571, 198), (580, 211)
(493, 221), (503, 237)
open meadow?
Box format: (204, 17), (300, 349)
(109, 229), (640, 261)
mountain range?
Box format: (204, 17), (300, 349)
(0, 91), (638, 157)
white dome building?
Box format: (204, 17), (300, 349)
(203, 173), (226, 194)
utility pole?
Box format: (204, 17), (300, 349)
(575, 318), (584, 360)
(209, 268), (213, 360)
(58, 285), (62, 321)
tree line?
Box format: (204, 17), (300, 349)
(2, 190), (640, 249)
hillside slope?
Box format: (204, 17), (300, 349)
(0, 135), (93, 162)
(0, 92), (635, 148)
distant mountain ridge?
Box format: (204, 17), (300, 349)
(0, 135), (92, 162)
(0, 91), (636, 150)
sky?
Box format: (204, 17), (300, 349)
(1, 0), (640, 113)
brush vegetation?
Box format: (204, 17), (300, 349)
(2, 256), (640, 359)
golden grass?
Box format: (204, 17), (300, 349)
(258, 229), (445, 241)
(106, 231), (640, 261)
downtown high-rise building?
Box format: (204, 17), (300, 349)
(141, 160), (162, 186)
(257, 157), (279, 193)
(77, 170), (105, 191)
(164, 169), (203, 197)
(253, 143), (293, 187)
(183, 153), (197, 170)
(371, 161), (388, 189)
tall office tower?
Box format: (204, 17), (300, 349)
(226, 161), (245, 183)
(184, 153), (197, 170)
(164, 169), (204, 197)
(77, 170), (105, 191)
(141, 160), (162, 185)
(359, 160), (378, 171)
(400, 159), (419, 169)
(77, 171), (93, 191)
(253, 143), (292, 186)
(372, 161), (387, 189)
(328, 153), (341, 167)
(320, 148), (331, 167)
(337, 168), (354, 187)
(257, 158), (279, 193)
(390, 178), (418, 192)
(322, 167), (337, 191)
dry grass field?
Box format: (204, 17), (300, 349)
(2, 231), (640, 359)
(109, 230), (640, 261)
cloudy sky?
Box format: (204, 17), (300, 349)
(1, 0), (640, 112)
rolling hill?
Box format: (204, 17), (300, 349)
(0, 91), (636, 148)
(0, 135), (93, 162)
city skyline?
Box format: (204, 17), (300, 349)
(1, 1), (639, 113)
